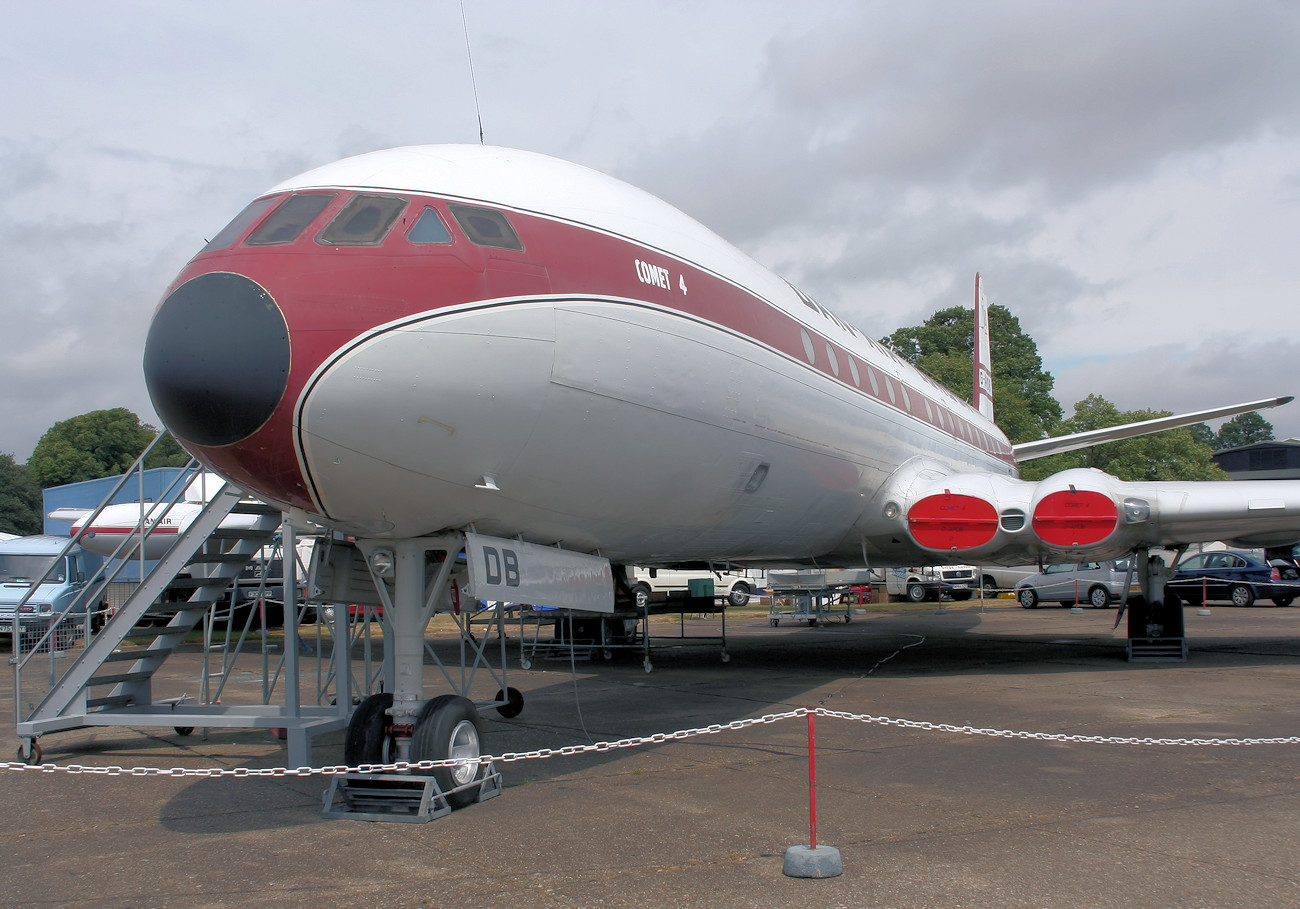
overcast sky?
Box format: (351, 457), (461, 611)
(4, 0), (1300, 465)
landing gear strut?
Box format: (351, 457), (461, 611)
(325, 535), (506, 821)
(1122, 550), (1188, 661)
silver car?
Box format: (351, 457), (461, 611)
(1016, 559), (1133, 609)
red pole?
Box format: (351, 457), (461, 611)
(807, 711), (818, 849)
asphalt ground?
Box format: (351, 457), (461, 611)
(4, 600), (1300, 908)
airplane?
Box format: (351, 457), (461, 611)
(48, 473), (263, 560)
(140, 144), (1300, 804)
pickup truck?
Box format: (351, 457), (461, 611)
(886, 565), (978, 602)
(629, 567), (755, 609)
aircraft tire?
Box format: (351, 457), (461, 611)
(495, 687), (524, 718)
(633, 584), (652, 610)
(411, 695), (484, 810)
(344, 692), (394, 766)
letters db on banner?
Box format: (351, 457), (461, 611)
(464, 532), (615, 613)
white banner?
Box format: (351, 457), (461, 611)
(464, 532), (615, 613)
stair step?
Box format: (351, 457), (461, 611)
(87, 671), (152, 687)
(186, 553), (255, 566)
(1127, 637), (1187, 662)
(87, 695), (136, 710)
(166, 576), (240, 591)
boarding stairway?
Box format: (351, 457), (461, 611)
(14, 442), (351, 767)
(18, 480), (280, 736)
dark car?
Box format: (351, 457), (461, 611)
(1170, 549), (1299, 607)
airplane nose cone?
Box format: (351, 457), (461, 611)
(143, 272), (290, 447)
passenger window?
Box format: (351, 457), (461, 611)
(318, 194), (407, 245)
(246, 193), (337, 245)
(408, 207), (453, 244)
(204, 197), (278, 251)
(449, 204), (524, 251)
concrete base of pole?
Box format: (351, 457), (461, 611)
(783, 844), (843, 878)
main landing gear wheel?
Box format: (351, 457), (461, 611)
(344, 691), (395, 766)
(633, 584), (652, 611)
(411, 695), (486, 810)
(495, 686), (524, 718)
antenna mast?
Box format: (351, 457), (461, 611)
(460, 0), (485, 144)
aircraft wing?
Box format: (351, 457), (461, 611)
(1012, 396), (1294, 461)
(896, 466), (1300, 565)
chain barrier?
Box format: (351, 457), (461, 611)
(5, 705), (1300, 779)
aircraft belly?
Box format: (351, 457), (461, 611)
(515, 302), (888, 562)
(294, 299), (994, 560)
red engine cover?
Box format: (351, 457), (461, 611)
(1032, 489), (1118, 546)
(908, 493), (999, 550)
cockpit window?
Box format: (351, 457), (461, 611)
(407, 207), (453, 244)
(448, 204), (524, 251)
(318, 194), (408, 245)
(203, 197), (278, 251)
(245, 193), (337, 246)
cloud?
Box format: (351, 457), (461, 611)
(1051, 337), (1300, 441)
(3, 0), (1300, 465)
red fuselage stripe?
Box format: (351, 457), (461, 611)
(175, 188), (1014, 512)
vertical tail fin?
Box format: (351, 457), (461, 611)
(973, 272), (994, 421)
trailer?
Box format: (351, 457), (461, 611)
(766, 569), (876, 626)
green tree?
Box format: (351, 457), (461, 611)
(27, 409), (189, 489)
(882, 304), (1062, 444)
(0, 452), (42, 535)
(1215, 412), (1274, 451)
(1020, 394), (1225, 482)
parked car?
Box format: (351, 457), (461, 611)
(630, 567), (754, 608)
(1016, 559), (1133, 609)
(1169, 549), (1299, 607)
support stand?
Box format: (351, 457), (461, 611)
(323, 764), (502, 823)
(784, 711), (843, 878)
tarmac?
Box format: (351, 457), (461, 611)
(4, 600), (1300, 908)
